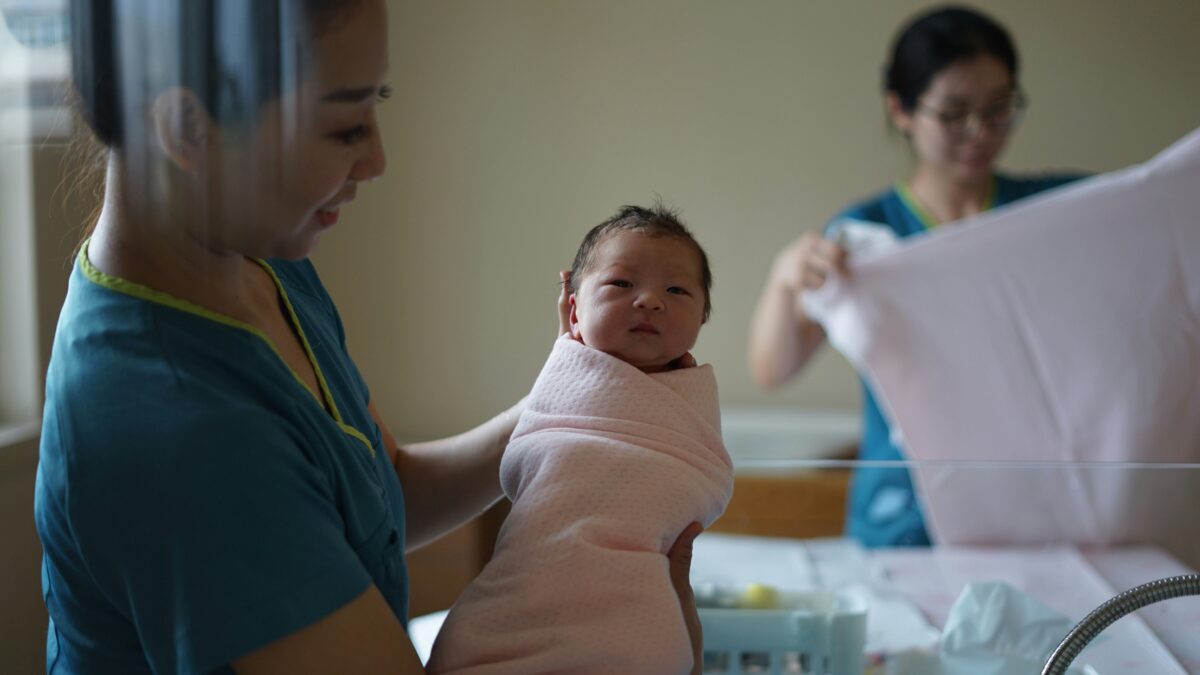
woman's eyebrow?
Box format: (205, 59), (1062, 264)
(321, 85), (380, 103)
(938, 87), (1014, 106)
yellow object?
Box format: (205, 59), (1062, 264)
(738, 583), (781, 609)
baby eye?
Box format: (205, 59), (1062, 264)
(667, 286), (690, 295)
(608, 279), (633, 288)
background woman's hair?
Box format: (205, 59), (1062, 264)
(68, 0), (360, 148)
(883, 5), (1018, 111)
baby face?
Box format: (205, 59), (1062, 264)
(570, 231), (706, 373)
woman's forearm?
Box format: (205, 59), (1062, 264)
(392, 399), (524, 551)
(747, 272), (826, 389)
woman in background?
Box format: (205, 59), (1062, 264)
(748, 6), (1083, 548)
(36, 1), (701, 673)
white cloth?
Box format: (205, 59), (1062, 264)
(427, 336), (733, 674)
(806, 127), (1200, 565)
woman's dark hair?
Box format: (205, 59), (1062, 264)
(569, 202), (714, 322)
(884, 5), (1018, 111)
(69, 0), (360, 148)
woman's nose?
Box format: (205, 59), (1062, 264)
(351, 133), (387, 183)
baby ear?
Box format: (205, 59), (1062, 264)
(150, 86), (214, 173)
(568, 294), (582, 339)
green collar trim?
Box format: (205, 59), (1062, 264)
(895, 175), (997, 230)
(78, 243), (375, 457)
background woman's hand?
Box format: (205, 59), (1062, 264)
(773, 230), (848, 292)
(668, 522), (705, 675)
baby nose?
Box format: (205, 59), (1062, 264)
(635, 290), (664, 311)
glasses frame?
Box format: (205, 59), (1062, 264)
(914, 89), (1028, 138)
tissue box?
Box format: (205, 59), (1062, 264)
(698, 588), (867, 674)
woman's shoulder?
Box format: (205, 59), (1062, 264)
(42, 360), (301, 481)
(833, 187), (900, 223)
(44, 271), (313, 479)
(823, 187), (912, 237)
(994, 170), (1090, 202)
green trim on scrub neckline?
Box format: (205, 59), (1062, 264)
(77, 242), (375, 457)
(894, 175), (998, 230)
(257, 262), (376, 453)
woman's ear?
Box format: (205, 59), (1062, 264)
(885, 91), (913, 136)
(150, 87), (214, 173)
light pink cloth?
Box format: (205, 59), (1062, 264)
(427, 336), (733, 674)
(807, 127), (1200, 564)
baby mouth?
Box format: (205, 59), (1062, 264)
(631, 323), (659, 334)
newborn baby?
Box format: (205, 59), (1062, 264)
(427, 204), (733, 674)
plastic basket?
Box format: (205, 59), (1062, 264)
(698, 588), (867, 674)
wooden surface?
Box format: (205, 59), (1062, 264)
(708, 469), (850, 539)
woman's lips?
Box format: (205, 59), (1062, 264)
(316, 209), (340, 227)
(317, 189), (356, 228)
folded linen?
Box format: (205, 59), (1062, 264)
(805, 127), (1200, 564)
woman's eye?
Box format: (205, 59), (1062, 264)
(334, 126), (370, 145)
(938, 109), (970, 124)
(983, 101), (1013, 119)
(377, 84), (394, 103)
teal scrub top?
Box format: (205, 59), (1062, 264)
(829, 172), (1084, 548)
(35, 247), (409, 674)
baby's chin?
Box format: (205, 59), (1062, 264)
(588, 343), (681, 369)
(575, 334), (688, 373)
(616, 353), (685, 374)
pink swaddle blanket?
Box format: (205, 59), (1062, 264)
(806, 127), (1200, 565)
(427, 335), (733, 674)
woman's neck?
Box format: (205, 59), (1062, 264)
(87, 155), (274, 323)
(906, 166), (993, 225)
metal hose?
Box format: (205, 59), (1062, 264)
(1041, 574), (1200, 674)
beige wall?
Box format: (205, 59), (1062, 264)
(313, 0), (1200, 441)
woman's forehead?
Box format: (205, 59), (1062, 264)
(926, 56), (1013, 102)
(303, 0), (390, 99)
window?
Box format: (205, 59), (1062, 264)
(0, 0), (71, 143)
(0, 0), (69, 442)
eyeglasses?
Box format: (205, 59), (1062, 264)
(915, 90), (1027, 138)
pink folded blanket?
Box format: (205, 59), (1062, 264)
(427, 336), (734, 674)
(806, 127), (1200, 565)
